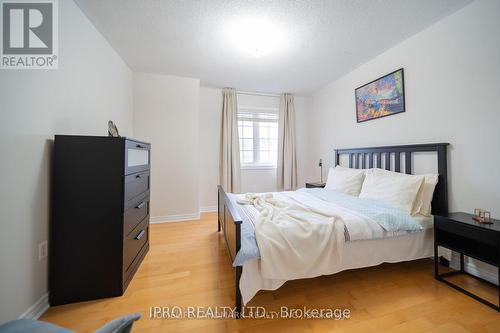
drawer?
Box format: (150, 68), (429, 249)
(123, 217), (149, 273)
(124, 171), (150, 209)
(124, 193), (149, 237)
(123, 240), (149, 290)
(435, 216), (497, 246)
(435, 216), (499, 265)
(125, 140), (150, 175)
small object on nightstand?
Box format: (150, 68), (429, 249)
(473, 208), (492, 224)
(434, 212), (500, 311)
(305, 182), (326, 189)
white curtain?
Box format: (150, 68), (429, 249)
(277, 93), (298, 191)
(219, 88), (241, 193)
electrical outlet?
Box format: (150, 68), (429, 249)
(38, 240), (48, 261)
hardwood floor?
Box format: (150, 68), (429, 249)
(41, 213), (499, 332)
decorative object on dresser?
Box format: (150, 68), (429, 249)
(50, 135), (151, 305)
(108, 120), (120, 137)
(305, 182), (326, 188)
(434, 212), (500, 311)
(355, 68), (405, 123)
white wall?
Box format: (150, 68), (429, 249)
(0, 0), (133, 323)
(198, 87), (222, 211)
(311, 0), (500, 217)
(133, 73), (200, 220)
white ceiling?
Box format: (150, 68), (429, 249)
(75, 0), (471, 94)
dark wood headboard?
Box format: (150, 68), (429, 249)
(334, 143), (449, 215)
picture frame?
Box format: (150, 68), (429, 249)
(355, 68), (405, 123)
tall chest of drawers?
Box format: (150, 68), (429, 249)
(50, 135), (151, 305)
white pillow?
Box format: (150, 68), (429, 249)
(412, 174), (439, 216)
(324, 166), (366, 196)
(359, 168), (424, 214)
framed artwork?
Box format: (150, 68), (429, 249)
(355, 68), (405, 123)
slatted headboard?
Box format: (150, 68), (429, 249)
(334, 143), (449, 215)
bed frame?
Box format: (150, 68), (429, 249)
(218, 142), (449, 316)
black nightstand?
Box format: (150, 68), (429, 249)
(305, 182), (326, 188)
(434, 212), (500, 311)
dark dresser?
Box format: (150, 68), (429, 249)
(50, 135), (151, 305)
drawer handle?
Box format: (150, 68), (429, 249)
(136, 144), (147, 149)
(135, 202), (146, 209)
(135, 230), (145, 240)
(135, 174), (142, 178)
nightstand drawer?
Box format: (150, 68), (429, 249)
(435, 216), (498, 265)
(436, 232), (498, 264)
(435, 216), (497, 246)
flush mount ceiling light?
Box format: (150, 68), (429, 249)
(225, 16), (286, 57)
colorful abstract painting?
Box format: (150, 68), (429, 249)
(355, 69), (405, 122)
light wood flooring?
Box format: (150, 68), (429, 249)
(41, 213), (499, 332)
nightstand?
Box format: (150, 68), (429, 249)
(434, 212), (500, 311)
(305, 182), (326, 188)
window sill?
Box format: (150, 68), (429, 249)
(241, 165), (277, 170)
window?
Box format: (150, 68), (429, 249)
(238, 107), (279, 168)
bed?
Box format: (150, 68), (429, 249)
(217, 143), (449, 316)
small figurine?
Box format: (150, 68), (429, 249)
(108, 120), (120, 137)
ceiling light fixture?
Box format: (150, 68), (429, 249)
(226, 16), (285, 58)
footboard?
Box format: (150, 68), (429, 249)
(217, 185), (243, 316)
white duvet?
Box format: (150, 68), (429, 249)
(237, 191), (345, 280)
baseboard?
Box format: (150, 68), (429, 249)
(450, 255), (498, 285)
(150, 206), (218, 223)
(463, 262), (498, 285)
(19, 293), (49, 320)
(199, 206), (217, 213)
(150, 213), (201, 223)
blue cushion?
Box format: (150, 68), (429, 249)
(0, 319), (75, 333)
(94, 313), (141, 333)
(0, 313), (141, 333)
